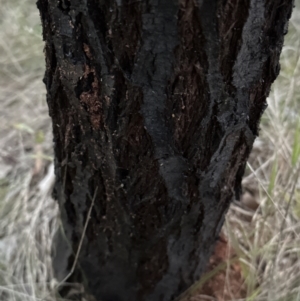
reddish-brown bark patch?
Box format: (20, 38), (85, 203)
(80, 65), (102, 130)
(195, 234), (246, 301)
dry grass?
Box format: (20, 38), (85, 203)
(0, 0), (299, 301)
(0, 1), (58, 300)
(222, 3), (300, 301)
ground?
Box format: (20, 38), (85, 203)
(0, 1), (300, 301)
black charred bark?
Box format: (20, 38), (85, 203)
(37, 0), (293, 300)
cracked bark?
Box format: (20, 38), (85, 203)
(37, 0), (293, 300)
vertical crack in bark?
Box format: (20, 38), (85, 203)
(218, 0), (251, 91)
(169, 0), (209, 169)
(190, 0), (256, 281)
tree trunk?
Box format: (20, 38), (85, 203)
(37, 0), (293, 300)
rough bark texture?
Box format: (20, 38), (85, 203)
(37, 0), (293, 300)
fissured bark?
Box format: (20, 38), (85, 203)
(37, 0), (293, 300)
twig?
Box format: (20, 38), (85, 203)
(41, 187), (98, 301)
(56, 186), (98, 288)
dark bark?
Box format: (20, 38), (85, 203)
(37, 0), (293, 300)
